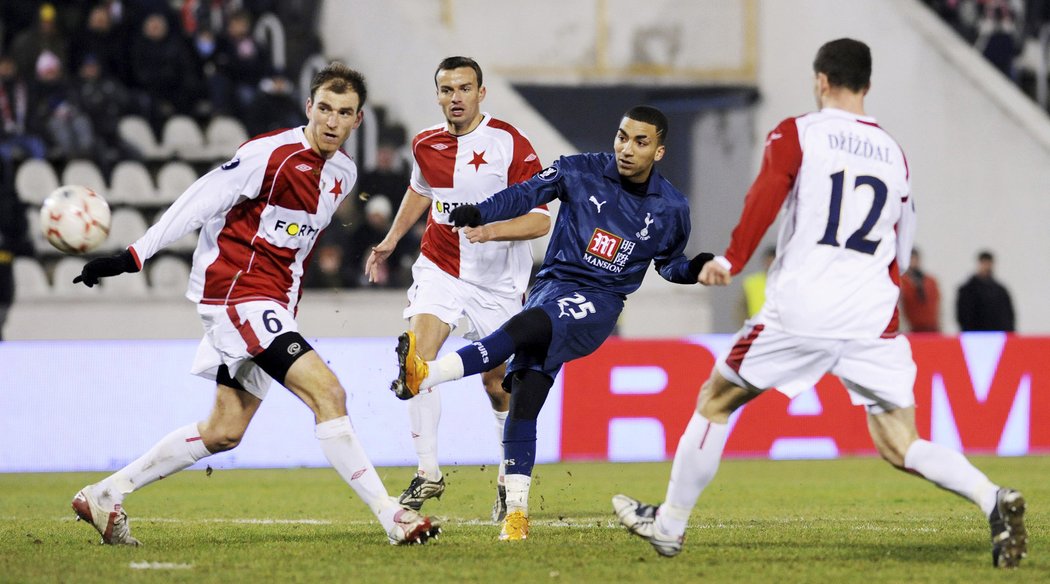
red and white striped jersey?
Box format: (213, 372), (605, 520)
(722, 108), (916, 339)
(129, 127), (355, 312)
(410, 113), (546, 297)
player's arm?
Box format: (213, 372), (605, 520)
(366, 187), (430, 282)
(451, 159), (567, 228)
(75, 152), (264, 286)
(717, 118), (802, 277)
(896, 194), (916, 273)
(652, 208), (714, 285)
(460, 209), (550, 243)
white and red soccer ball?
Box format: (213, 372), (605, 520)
(40, 185), (112, 254)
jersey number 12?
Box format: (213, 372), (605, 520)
(817, 170), (887, 255)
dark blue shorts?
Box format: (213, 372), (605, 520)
(506, 279), (624, 379)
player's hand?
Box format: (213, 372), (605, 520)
(449, 204), (482, 228)
(461, 225), (492, 244)
(699, 260), (732, 286)
(73, 249), (139, 287)
(366, 239), (396, 283)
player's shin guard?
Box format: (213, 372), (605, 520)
(904, 439), (999, 516)
(316, 416), (394, 515)
(101, 423), (212, 503)
(409, 388), (442, 478)
(658, 412), (730, 536)
(502, 418), (537, 513)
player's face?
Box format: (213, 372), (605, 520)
(304, 85), (363, 158)
(436, 67), (486, 134)
(614, 117), (665, 183)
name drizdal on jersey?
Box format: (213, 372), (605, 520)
(273, 219), (320, 238)
(827, 132), (892, 164)
(583, 228), (635, 273)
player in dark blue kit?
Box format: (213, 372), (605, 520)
(391, 105), (712, 541)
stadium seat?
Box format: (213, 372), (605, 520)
(61, 160), (108, 199)
(118, 115), (166, 160)
(161, 115), (209, 162)
(205, 116), (250, 159)
(15, 159), (60, 205)
(100, 268), (149, 298)
(148, 256), (191, 297)
(156, 161), (198, 204)
(108, 161), (157, 207)
(52, 257), (100, 297)
(24, 208), (49, 254)
(12, 258), (50, 299)
(97, 208), (148, 253)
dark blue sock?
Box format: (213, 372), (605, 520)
(456, 328), (515, 377)
(502, 417), (537, 477)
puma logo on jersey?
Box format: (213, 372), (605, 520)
(588, 196), (607, 212)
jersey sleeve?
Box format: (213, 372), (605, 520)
(128, 146), (267, 265)
(653, 204), (695, 284)
(508, 131), (549, 215)
(409, 156), (433, 199)
(722, 117), (803, 274)
(478, 156), (567, 223)
(896, 190), (916, 272)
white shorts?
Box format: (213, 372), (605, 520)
(715, 322), (917, 414)
(191, 301), (300, 400)
(404, 258), (523, 340)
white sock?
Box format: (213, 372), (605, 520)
(421, 353), (464, 391)
(657, 412), (729, 537)
(409, 388), (442, 479)
(493, 409), (508, 485)
(316, 416), (396, 516)
(505, 473), (531, 514)
(95, 423), (211, 505)
(904, 439), (999, 516)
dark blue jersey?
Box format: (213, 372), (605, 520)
(477, 153), (695, 297)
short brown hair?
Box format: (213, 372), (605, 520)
(310, 61), (368, 107)
(434, 56), (483, 88)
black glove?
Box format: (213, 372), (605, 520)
(73, 249), (140, 287)
(687, 252), (715, 281)
(449, 204), (482, 228)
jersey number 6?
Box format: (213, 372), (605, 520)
(817, 170), (887, 255)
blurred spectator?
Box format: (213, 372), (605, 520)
(129, 12), (202, 130)
(900, 247), (942, 332)
(69, 3), (128, 84)
(737, 245), (775, 323)
(0, 55), (47, 177)
(209, 10), (269, 118)
(346, 194), (414, 287)
(956, 250), (1016, 331)
(242, 75), (302, 136)
(302, 243), (354, 290)
(29, 51), (96, 159)
(9, 3), (69, 82)
(75, 54), (141, 170)
(975, 0), (1021, 79)
(0, 162), (34, 341)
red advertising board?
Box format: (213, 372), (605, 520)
(561, 335), (1049, 460)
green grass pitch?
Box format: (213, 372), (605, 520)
(1, 456), (1045, 583)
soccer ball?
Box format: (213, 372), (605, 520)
(40, 185), (112, 254)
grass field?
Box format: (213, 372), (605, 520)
(0, 456), (1045, 583)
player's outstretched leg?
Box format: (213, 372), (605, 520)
(989, 488), (1027, 568)
(71, 487), (140, 546)
(398, 474), (446, 511)
(392, 331), (430, 399)
(611, 495), (683, 557)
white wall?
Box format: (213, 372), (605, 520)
(756, 0), (1050, 332)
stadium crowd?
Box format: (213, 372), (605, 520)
(0, 1), (423, 297)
